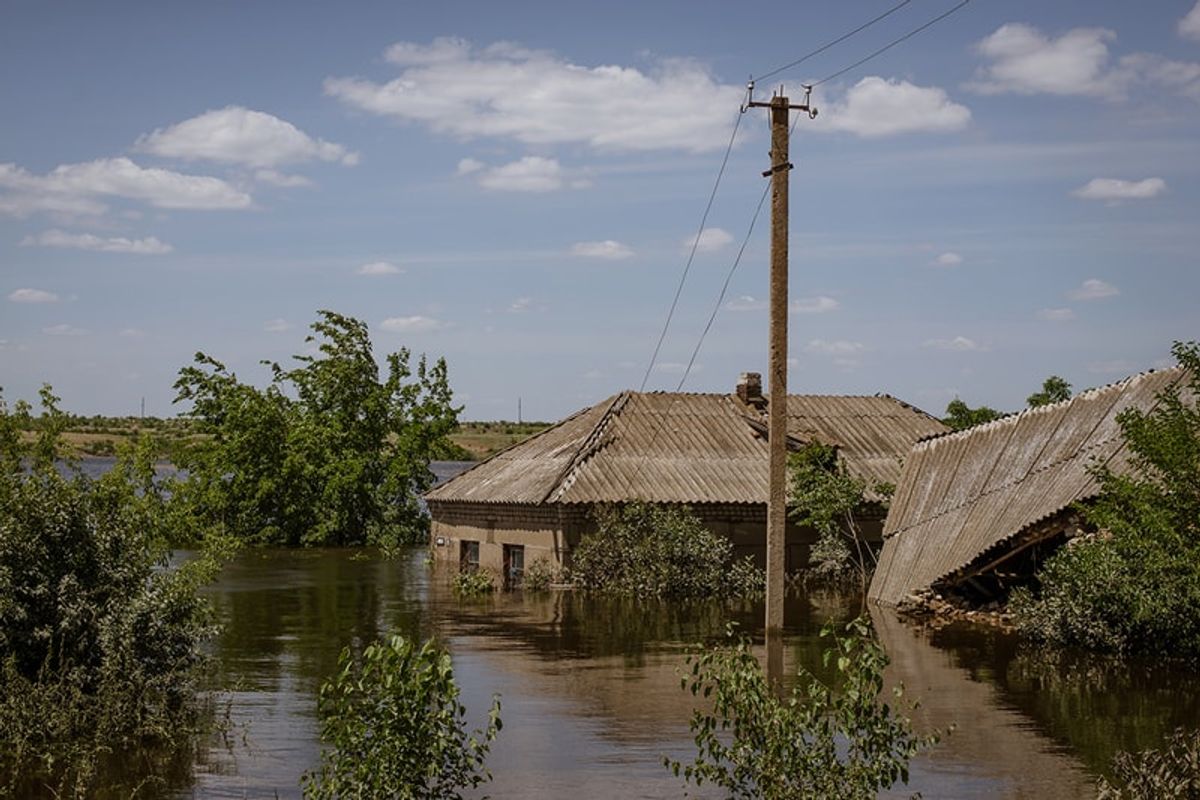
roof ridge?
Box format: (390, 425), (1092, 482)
(541, 391), (630, 504)
(423, 397), (613, 500)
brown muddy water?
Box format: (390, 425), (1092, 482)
(67, 460), (1200, 798)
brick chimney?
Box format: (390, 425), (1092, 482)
(736, 372), (765, 407)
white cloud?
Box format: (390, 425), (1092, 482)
(571, 239), (633, 260)
(931, 252), (963, 267)
(790, 296), (840, 314)
(1069, 279), (1119, 301)
(475, 156), (565, 192)
(509, 296), (533, 313)
(325, 38), (742, 153)
(726, 295), (764, 312)
(21, 229), (173, 255)
(970, 24), (1116, 96)
(43, 323), (87, 336)
(254, 169), (313, 188)
(356, 260), (403, 276)
(380, 315), (446, 333)
(923, 336), (982, 352)
(263, 318), (291, 333)
(969, 23), (1200, 101)
(1038, 308), (1076, 321)
(456, 158), (484, 175)
(818, 77), (970, 137)
(0, 158), (251, 217)
(8, 288), (59, 304)
(1072, 177), (1165, 202)
(686, 227), (733, 253)
(137, 106), (357, 168)
(1181, 2), (1200, 40)
(804, 339), (864, 356)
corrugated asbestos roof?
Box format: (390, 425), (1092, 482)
(425, 391), (947, 506)
(869, 367), (1187, 607)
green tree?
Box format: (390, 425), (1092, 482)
(1011, 342), (1200, 657)
(1027, 375), (1072, 407)
(302, 635), (501, 800)
(666, 618), (938, 799)
(788, 443), (888, 586)
(942, 398), (1004, 431)
(0, 386), (226, 796)
(172, 310), (459, 546)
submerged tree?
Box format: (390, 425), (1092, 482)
(667, 618), (938, 800)
(302, 635), (501, 800)
(172, 310), (459, 547)
(0, 386), (225, 797)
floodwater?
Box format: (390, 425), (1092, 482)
(65, 460), (1200, 797)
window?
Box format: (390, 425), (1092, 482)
(460, 540), (480, 571)
(503, 544), (525, 588)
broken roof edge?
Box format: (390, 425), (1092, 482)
(910, 365), (1184, 448)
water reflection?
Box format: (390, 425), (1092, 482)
(177, 547), (1195, 798)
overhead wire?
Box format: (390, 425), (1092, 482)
(638, 109), (743, 393)
(812, 0), (973, 87)
(751, 0), (914, 84)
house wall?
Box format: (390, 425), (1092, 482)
(428, 500), (885, 576)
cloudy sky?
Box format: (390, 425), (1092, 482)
(2, 1), (1198, 421)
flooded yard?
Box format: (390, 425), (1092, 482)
(178, 546), (1198, 799)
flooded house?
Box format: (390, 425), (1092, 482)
(425, 373), (947, 581)
(869, 366), (1187, 608)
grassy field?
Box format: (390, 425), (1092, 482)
(35, 419), (551, 461)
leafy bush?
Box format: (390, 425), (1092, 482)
(0, 386), (225, 796)
(172, 310), (459, 547)
(452, 569), (496, 597)
(1011, 342), (1200, 657)
(571, 503), (760, 599)
(666, 617), (937, 799)
(942, 398), (1005, 431)
(1097, 727), (1200, 799)
(522, 556), (559, 592)
(302, 635), (501, 800)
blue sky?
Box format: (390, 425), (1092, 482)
(2, 0), (1198, 421)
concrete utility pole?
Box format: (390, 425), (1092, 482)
(747, 86), (816, 682)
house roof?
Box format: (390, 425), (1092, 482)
(425, 391), (947, 506)
(869, 367), (1188, 607)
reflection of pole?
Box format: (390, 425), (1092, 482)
(747, 85), (815, 686)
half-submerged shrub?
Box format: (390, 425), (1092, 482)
(521, 556), (559, 592)
(452, 568), (496, 597)
(571, 503), (762, 599)
(0, 386), (225, 797)
(667, 617), (938, 799)
(1011, 341), (1200, 657)
(1097, 727), (1200, 799)
(303, 635), (501, 800)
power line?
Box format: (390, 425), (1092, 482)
(674, 182), (769, 391)
(752, 0), (914, 84)
(675, 113), (802, 393)
(813, 0), (973, 87)
(638, 109), (743, 393)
